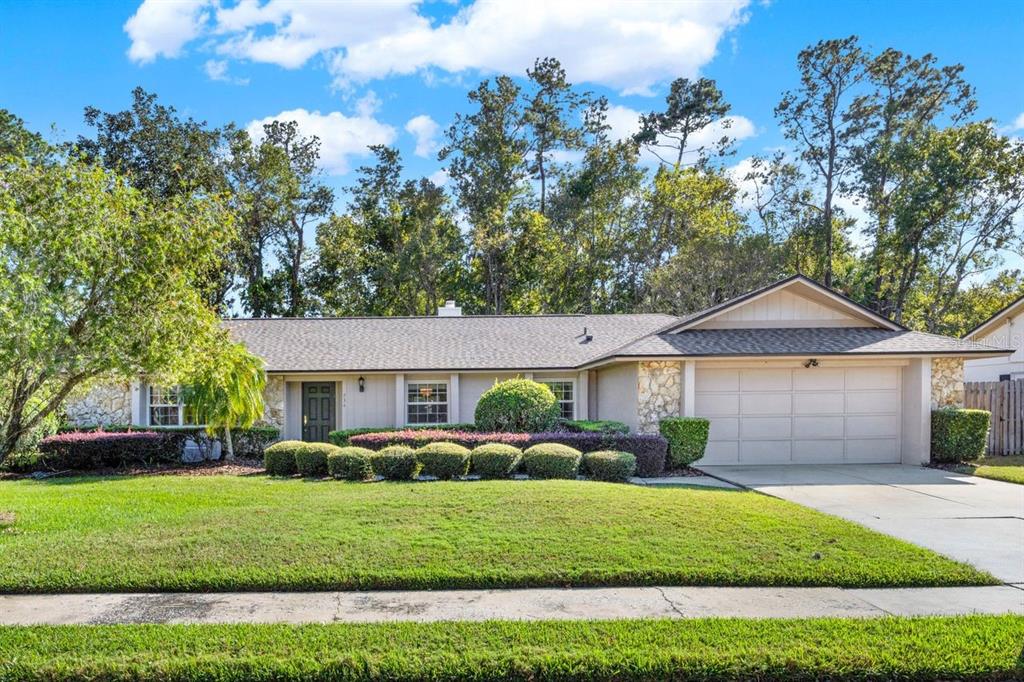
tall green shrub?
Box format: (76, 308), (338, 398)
(474, 379), (560, 432)
(659, 417), (710, 467)
(931, 409), (990, 463)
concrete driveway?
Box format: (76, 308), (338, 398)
(700, 464), (1024, 584)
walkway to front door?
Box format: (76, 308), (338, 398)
(301, 382), (335, 442)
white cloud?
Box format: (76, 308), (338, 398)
(333, 1), (749, 95)
(428, 168), (449, 186)
(246, 108), (397, 175)
(204, 59), (249, 84)
(1008, 112), (1024, 132)
(354, 91), (381, 117)
(125, 0), (210, 63)
(125, 0), (748, 94)
(405, 115), (441, 158)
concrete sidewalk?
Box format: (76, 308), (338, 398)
(2, 585), (1021, 625)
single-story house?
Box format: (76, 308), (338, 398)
(963, 294), (1024, 382)
(66, 275), (1011, 466)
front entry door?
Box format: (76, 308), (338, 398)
(302, 382), (336, 442)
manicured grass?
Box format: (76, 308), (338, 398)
(958, 455), (1024, 485)
(0, 476), (994, 592)
(0, 616), (1021, 680)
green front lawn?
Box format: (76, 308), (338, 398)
(0, 616), (1021, 681)
(0, 476), (994, 592)
(958, 455), (1024, 484)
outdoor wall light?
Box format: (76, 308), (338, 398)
(358, 376), (366, 392)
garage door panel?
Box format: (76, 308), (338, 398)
(741, 440), (792, 463)
(846, 438), (899, 462)
(740, 416), (791, 439)
(846, 390), (901, 414)
(793, 368), (845, 391)
(793, 440), (846, 463)
(740, 369), (792, 391)
(793, 416), (844, 439)
(793, 392), (845, 414)
(846, 367), (900, 390)
(740, 393), (792, 415)
(846, 414), (899, 438)
(708, 417), (738, 440)
(696, 368), (739, 391)
(695, 393), (739, 416)
(694, 364), (901, 465)
(700, 440), (739, 465)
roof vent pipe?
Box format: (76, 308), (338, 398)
(437, 300), (462, 317)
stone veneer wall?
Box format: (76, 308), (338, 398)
(263, 375), (286, 429)
(64, 382), (133, 426)
(931, 357), (965, 409)
(637, 361), (682, 434)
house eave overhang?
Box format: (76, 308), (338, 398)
(578, 348), (1014, 371)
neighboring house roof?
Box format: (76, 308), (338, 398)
(596, 328), (1007, 363)
(963, 293), (1024, 340)
(224, 276), (1011, 373)
(223, 314), (678, 372)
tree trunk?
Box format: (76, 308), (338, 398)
(223, 426), (235, 461)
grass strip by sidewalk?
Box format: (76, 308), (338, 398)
(0, 477), (995, 592)
(0, 616), (1021, 681)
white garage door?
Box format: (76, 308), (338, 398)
(695, 365), (902, 465)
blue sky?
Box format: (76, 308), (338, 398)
(2, 0), (1023, 199)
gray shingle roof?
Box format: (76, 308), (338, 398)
(223, 314), (678, 372)
(606, 327), (1008, 359)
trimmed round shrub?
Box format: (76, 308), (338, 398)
(415, 442), (471, 479)
(295, 442), (339, 477)
(659, 417), (710, 467)
(522, 443), (582, 479)
(370, 445), (422, 480)
(264, 440), (300, 476)
(471, 443), (522, 479)
(931, 408), (990, 463)
(475, 379), (560, 433)
(327, 446), (375, 481)
(583, 450), (637, 482)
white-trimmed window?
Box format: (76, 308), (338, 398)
(148, 386), (198, 426)
(407, 382), (448, 425)
(539, 380), (575, 420)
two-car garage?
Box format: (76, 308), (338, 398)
(695, 363), (903, 465)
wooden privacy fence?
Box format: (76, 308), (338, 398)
(964, 379), (1024, 456)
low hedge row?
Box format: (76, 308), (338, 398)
(328, 424), (475, 447)
(261, 441), (642, 482)
(51, 424), (280, 460)
(347, 430), (667, 476)
(34, 431), (185, 470)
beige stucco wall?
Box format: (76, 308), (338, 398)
(595, 362), (639, 433)
(931, 357), (965, 409)
(637, 361), (682, 434)
(342, 375), (396, 429)
(459, 373), (517, 424)
(64, 382), (133, 426)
